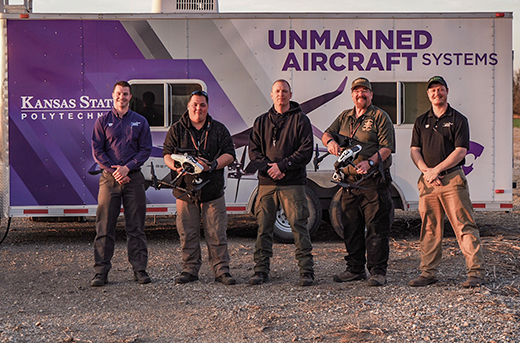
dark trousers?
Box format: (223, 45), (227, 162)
(93, 171), (148, 275)
(176, 196), (231, 277)
(254, 185), (314, 275)
(341, 173), (393, 276)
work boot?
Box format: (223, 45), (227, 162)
(300, 273), (314, 286)
(134, 270), (151, 284)
(215, 273), (237, 285)
(409, 275), (438, 287)
(333, 270), (366, 283)
(249, 272), (268, 285)
(461, 276), (484, 288)
(91, 273), (108, 287)
(367, 274), (386, 287)
(175, 272), (199, 284)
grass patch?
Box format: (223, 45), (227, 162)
(514, 118), (520, 128)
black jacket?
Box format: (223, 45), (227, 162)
(249, 101), (313, 186)
(163, 112), (236, 203)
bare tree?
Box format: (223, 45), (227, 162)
(514, 69), (520, 117)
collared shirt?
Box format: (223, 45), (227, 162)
(410, 104), (470, 168)
(325, 104), (395, 170)
(92, 108), (152, 173)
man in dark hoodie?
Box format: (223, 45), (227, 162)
(163, 90), (237, 286)
(248, 79), (315, 287)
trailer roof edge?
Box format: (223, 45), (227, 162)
(0, 11), (513, 20)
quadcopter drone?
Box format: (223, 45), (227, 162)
(150, 150), (212, 201)
(331, 144), (362, 183)
(313, 139), (378, 191)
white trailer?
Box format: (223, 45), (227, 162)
(0, 1), (513, 242)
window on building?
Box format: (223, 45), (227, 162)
(168, 83), (203, 124)
(129, 81), (204, 128)
(371, 81), (429, 125)
(130, 84), (165, 127)
(402, 82), (430, 124)
(372, 82), (397, 124)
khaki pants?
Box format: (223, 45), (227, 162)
(418, 169), (485, 278)
(254, 185), (314, 275)
(176, 196), (231, 277)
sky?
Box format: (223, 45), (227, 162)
(28, 0), (520, 71)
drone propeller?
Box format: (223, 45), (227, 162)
(150, 161), (159, 190)
(313, 143), (330, 171)
(233, 145), (249, 202)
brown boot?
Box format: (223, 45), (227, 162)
(409, 275), (437, 287)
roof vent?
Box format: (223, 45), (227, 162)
(152, 0), (218, 13)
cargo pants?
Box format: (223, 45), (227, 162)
(253, 185), (314, 275)
(175, 196), (231, 278)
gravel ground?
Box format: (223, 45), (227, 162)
(1, 131), (520, 342)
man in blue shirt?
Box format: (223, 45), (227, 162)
(91, 81), (152, 287)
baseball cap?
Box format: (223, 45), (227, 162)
(427, 76), (448, 89)
(351, 77), (372, 91)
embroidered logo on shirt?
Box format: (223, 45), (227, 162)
(443, 122), (453, 128)
(131, 121), (141, 127)
(362, 119), (374, 131)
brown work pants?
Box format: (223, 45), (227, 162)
(417, 169), (485, 279)
(175, 196), (231, 278)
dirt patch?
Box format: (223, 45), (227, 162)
(1, 131), (520, 342)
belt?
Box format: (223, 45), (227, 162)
(439, 165), (461, 176)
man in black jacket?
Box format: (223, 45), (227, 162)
(163, 90), (237, 285)
(248, 79), (315, 286)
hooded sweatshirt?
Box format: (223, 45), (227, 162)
(249, 101), (313, 186)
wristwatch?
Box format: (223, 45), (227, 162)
(368, 159), (374, 167)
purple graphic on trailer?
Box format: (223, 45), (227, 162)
(464, 141), (484, 175)
(8, 20), (247, 207)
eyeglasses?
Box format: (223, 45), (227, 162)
(352, 88), (371, 94)
(191, 90), (208, 97)
(189, 90), (209, 103)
